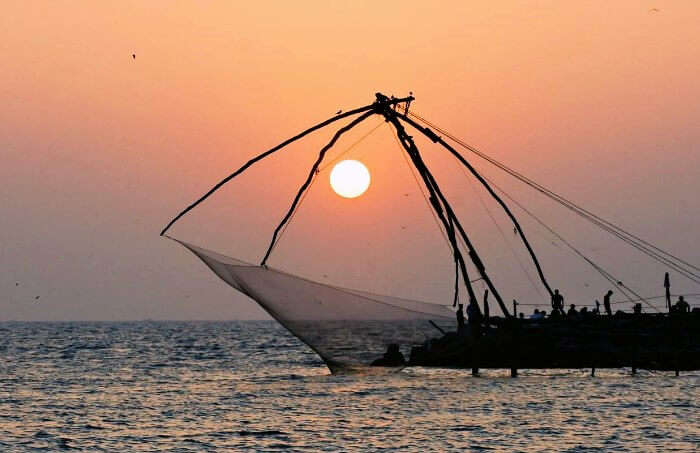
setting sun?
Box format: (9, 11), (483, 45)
(329, 160), (370, 198)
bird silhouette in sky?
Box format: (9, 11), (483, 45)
(35, 296), (40, 301)
(132, 54), (136, 59)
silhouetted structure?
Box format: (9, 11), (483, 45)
(674, 296), (690, 313)
(456, 303), (465, 331)
(371, 344), (405, 367)
(604, 290), (613, 316)
(160, 93), (700, 374)
(552, 289), (564, 315)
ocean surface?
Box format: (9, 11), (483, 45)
(1, 321), (698, 452)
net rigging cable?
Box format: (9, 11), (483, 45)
(404, 110), (700, 285)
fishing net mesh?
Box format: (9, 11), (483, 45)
(174, 239), (455, 372)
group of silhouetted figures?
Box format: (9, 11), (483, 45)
(545, 288), (617, 319)
(545, 288), (694, 319)
(454, 287), (695, 330)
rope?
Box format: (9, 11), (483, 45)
(461, 164), (545, 299)
(481, 174), (659, 312)
(160, 104), (378, 236)
(273, 121), (387, 255)
(318, 120), (385, 172)
(405, 110), (700, 285)
(395, 112), (555, 301)
(274, 173), (317, 254)
(261, 111), (375, 265)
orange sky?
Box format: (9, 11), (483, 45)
(2, 1), (699, 320)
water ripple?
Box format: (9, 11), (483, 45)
(0, 321), (698, 451)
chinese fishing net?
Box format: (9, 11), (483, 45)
(172, 238), (455, 373)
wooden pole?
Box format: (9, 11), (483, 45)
(664, 272), (671, 313)
(395, 111), (555, 299)
(383, 112), (482, 309)
(483, 290), (490, 322)
(261, 111), (375, 265)
(160, 102), (387, 237)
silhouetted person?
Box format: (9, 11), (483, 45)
(466, 299), (483, 338)
(567, 304), (578, 318)
(371, 343), (405, 367)
(551, 289), (564, 315)
(466, 299), (483, 325)
(530, 309), (544, 320)
(456, 303), (465, 331)
(633, 303), (642, 314)
(580, 306), (589, 317)
(603, 290), (613, 316)
(674, 296), (690, 313)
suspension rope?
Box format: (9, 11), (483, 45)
(389, 125), (452, 251)
(395, 111), (555, 301)
(272, 120), (388, 256)
(318, 119), (385, 172)
(405, 110), (700, 284)
(160, 105), (378, 237)
(273, 172), (317, 255)
(261, 111), (375, 265)
(461, 163), (545, 299)
(482, 175), (659, 312)
(386, 113), (482, 310)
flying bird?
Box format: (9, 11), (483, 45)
(35, 296), (40, 300)
(132, 54), (136, 59)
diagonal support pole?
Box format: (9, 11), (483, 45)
(260, 110), (376, 266)
(384, 113), (482, 312)
(382, 106), (511, 317)
(395, 111), (554, 298)
(160, 95), (413, 237)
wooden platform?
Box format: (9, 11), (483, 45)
(408, 313), (700, 371)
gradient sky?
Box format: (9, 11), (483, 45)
(2, 1), (699, 321)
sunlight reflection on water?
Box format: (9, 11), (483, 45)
(0, 321), (698, 451)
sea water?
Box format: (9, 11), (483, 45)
(1, 321), (698, 451)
